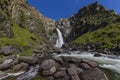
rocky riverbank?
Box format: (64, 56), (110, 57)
(65, 43), (120, 55)
(0, 51), (110, 80)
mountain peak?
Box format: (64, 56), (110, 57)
(77, 1), (106, 16)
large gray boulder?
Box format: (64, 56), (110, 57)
(0, 59), (14, 71)
(81, 60), (98, 68)
(19, 57), (38, 65)
(79, 63), (91, 70)
(67, 64), (80, 80)
(40, 59), (59, 76)
(0, 46), (16, 56)
(80, 68), (109, 80)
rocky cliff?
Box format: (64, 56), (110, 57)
(0, 0), (56, 56)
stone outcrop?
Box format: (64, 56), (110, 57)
(56, 18), (72, 39)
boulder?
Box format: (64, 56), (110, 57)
(12, 63), (29, 72)
(19, 57), (38, 65)
(94, 53), (102, 57)
(40, 59), (59, 76)
(62, 57), (79, 64)
(0, 63), (12, 71)
(0, 71), (8, 79)
(0, 46), (16, 56)
(53, 57), (64, 64)
(77, 68), (83, 74)
(42, 66), (56, 76)
(2, 59), (13, 64)
(80, 68), (109, 80)
(54, 70), (66, 78)
(81, 60), (98, 68)
(0, 59), (14, 71)
(79, 63), (91, 70)
(67, 64), (80, 80)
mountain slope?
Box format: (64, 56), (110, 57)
(67, 2), (119, 42)
(65, 2), (120, 52)
(0, 0), (56, 56)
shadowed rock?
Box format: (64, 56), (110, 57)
(80, 68), (109, 80)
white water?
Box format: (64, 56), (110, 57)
(0, 72), (25, 80)
(17, 65), (40, 80)
(7, 71), (25, 76)
(54, 51), (120, 74)
(55, 28), (64, 48)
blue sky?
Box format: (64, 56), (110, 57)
(27, 0), (120, 20)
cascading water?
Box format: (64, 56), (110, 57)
(17, 65), (40, 80)
(55, 28), (64, 48)
(54, 51), (120, 80)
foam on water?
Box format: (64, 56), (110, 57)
(54, 51), (120, 74)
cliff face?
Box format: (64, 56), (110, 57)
(56, 18), (72, 40)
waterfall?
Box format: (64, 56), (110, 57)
(55, 28), (64, 48)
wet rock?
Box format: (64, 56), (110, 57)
(53, 57), (64, 64)
(0, 58), (14, 71)
(12, 63), (29, 72)
(62, 57), (80, 64)
(67, 64), (80, 80)
(54, 70), (66, 79)
(17, 65), (40, 80)
(19, 57), (38, 65)
(55, 68), (70, 80)
(0, 46), (16, 56)
(2, 59), (13, 64)
(0, 71), (8, 78)
(42, 66), (56, 76)
(79, 63), (91, 70)
(94, 53), (102, 57)
(0, 63), (12, 71)
(81, 60), (98, 68)
(87, 61), (98, 68)
(48, 76), (56, 80)
(80, 68), (109, 80)
(77, 68), (83, 74)
(40, 59), (59, 76)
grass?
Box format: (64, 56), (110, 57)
(0, 25), (39, 46)
(73, 22), (120, 49)
(0, 24), (42, 56)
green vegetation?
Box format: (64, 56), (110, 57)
(73, 22), (120, 49)
(0, 25), (42, 56)
(19, 10), (26, 27)
(0, 25), (39, 46)
(0, 9), (6, 17)
(32, 75), (48, 80)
